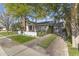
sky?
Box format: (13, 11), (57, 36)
(0, 4), (5, 13)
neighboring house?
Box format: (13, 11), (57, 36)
(18, 20), (65, 37)
(0, 25), (6, 31)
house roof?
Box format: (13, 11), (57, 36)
(28, 19), (64, 27)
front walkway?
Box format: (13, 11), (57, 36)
(47, 37), (69, 56)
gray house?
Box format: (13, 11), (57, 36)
(18, 19), (65, 37)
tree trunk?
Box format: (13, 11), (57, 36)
(71, 3), (79, 48)
(65, 17), (72, 42)
(20, 16), (27, 34)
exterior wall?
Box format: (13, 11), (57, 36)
(36, 25), (48, 31)
(18, 23), (37, 36)
(26, 23), (36, 32)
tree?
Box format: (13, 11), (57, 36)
(0, 12), (14, 31)
(71, 3), (79, 48)
(11, 22), (21, 31)
(4, 4), (47, 32)
(48, 4), (79, 48)
(46, 4), (72, 40)
(59, 4), (72, 42)
(4, 4), (32, 33)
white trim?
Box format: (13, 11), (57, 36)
(18, 31), (37, 37)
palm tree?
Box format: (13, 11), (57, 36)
(71, 3), (79, 48)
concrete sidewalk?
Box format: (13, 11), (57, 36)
(0, 46), (7, 56)
(0, 37), (47, 56)
(0, 34), (18, 39)
(2, 45), (47, 56)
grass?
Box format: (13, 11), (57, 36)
(67, 42), (79, 56)
(0, 31), (16, 36)
(37, 31), (46, 36)
(9, 35), (35, 43)
(39, 34), (57, 49)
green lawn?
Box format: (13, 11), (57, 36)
(9, 35), (35, 43)
(39, 34), (57, 48)
(0, 31), (16, 36)
(37, 31), (47, 36)
(67, 42), (79, 56)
